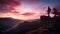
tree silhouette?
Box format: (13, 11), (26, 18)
(53, 8), (58, 16)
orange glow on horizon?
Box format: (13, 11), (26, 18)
(0, 5), (54, 21)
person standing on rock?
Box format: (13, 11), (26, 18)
(47, 6), (51, 17)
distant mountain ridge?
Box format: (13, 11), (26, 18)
(0, 17), (22, 31)
(0, 17), (40, 32)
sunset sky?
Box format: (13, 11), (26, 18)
(0, 0), (60, 20)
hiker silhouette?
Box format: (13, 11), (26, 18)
(47, 6), (51, 17)
(53, 8), (58, 16)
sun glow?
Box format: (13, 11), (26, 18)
(10, 5), (41, 20)
(0, 4), (48, 21)
(0, 5), (47, 21)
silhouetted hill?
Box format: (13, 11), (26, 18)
(0, 18), (22, 31)
(0, 17), (41, 34)
(0, 16), (60, 34)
